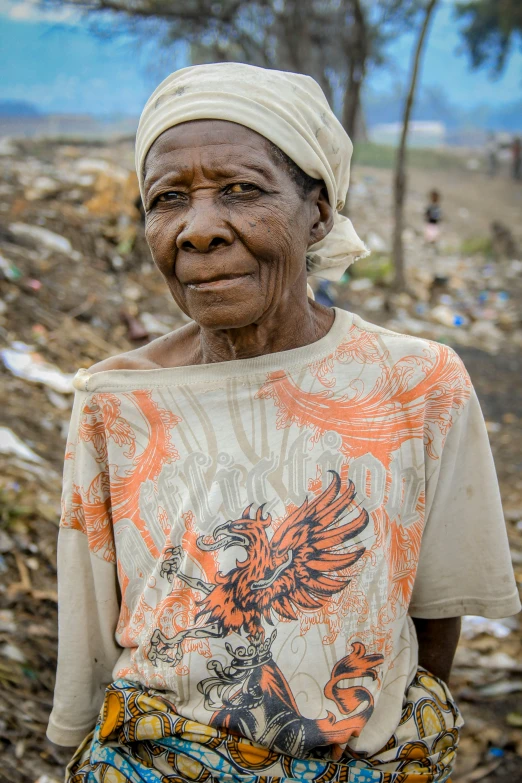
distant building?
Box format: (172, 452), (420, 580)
(370, 121), (446, 148)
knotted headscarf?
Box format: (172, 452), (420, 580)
(136, 62), (369, 281)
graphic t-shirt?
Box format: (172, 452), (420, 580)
(47, 309), (520, 755)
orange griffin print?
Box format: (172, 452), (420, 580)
(148, 472), (383, 755)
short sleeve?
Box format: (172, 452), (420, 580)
(409, 387), (521, 620)
(47, 390), (121, 747)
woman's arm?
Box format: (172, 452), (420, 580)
(412, 616), (461, 683)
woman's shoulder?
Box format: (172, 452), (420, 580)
(87, 322), (198, 375)
(351, 313), (457, 356)
(349, 313), (469, 380)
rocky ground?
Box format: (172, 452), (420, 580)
(0, 137), (521, 782)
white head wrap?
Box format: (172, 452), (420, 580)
(136, 62), (369, 281)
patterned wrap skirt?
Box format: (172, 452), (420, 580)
(67, 668), (463, 783)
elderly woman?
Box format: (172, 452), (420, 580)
(47, 64), (519, 783)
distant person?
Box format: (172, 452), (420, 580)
(512, 136), (522, 181)
(485, 132), (499, 177)
(424, 189), (442, 245)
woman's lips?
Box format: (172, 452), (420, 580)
(187, 274), (251, 290)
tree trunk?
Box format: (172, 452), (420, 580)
(342, 0), (367, 141)
(392, 0), (438, 291)
(341, 0), (368, 215)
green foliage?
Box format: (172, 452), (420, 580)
(352, 142), (397, 167)
(455, 0), (522, 75)
(348, 253), (394, 283)
(460, 235), (492, 256)
(352, 142), (467, 170)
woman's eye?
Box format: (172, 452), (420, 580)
(226, 183), (258, 194)
(156, 191), (185, 203)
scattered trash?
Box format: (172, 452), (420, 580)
(0, 530), (15, 553)
(0, 137), (179, 783)
(123, 283), (143, 302)
(0, 609), (16, 633)
(121, 311), (149, 342)
(9, 222), (81, 259)
(140, 312), (172, 336)
(366, 231), (387, 253)
(431, 304), (469, 328)
(0, 135), (520, 783)
(24, 176), (62, 202)
(364, 294), (386, 312)
(0, 427), (42, 463)
(475, 651), (522, 671)
(462, 680), (522, 699)
(45, 388), (73, 410)
(1, 342), (74, 393)
(0, 253), (22, 280)
(0, 642), (26, 663)
(461, 615), (518, 640)
(506, 712), (522, 728)
(486, 748), (505, 760)
(350, 277), (374, 292)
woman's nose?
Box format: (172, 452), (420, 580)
(176, 207), (235, 253)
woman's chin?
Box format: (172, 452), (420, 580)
(193, 307), (266, 331)
(180, 283), (269, 330)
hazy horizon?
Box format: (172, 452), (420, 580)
(1, 1), (521, 125)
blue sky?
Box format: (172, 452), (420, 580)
(0, 0), (521, 116)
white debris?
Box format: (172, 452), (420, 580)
(141, 312), (172, 335)
(0, 643), (26, 663)
(474, 680), (522, 697)
(123, 283), (142, 302)
(0, 610), (16, 634)
(350, 278), (374, 292)
(0, 427), (42, 463)
(430, 304), (469, 328)
(0, 253), (20, 281)
(1, 342), (75, 393)
(24, 176), (62, 201)
(9, 222), (81, 260)
(75, 158), (128, 182)
(461, 615), (519, 640)
(46, 388), (73, 410)
(468, 321), (504, 354)
(366, 231), (388, 253)
(476, 651), (522, 671)
(0, 531), (14, 553)
(364, 295), (386, 312)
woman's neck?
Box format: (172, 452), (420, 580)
(196, 298), (335, 365)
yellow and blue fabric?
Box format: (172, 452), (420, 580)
(67, 668), (462, 783)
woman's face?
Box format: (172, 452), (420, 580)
(143, 120), (332, 330)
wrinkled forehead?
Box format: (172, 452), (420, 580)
(146, 120), (274, 162)
(143, 120), (282, 185)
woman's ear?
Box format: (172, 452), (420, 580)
(308, 185), (334, 246)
